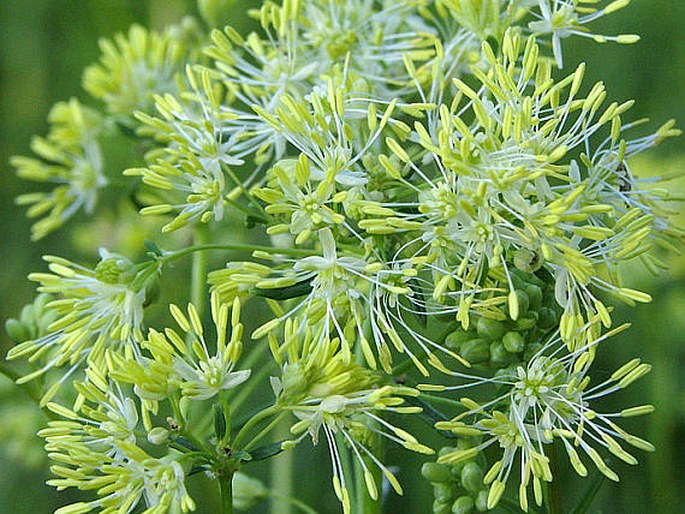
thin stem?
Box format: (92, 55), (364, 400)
(355, 325), (383, 514)
(233, 404), (280, 449)
(243, 411), (287, 452)
(191, 225), (210, 315)
(159, 244), (316, 265)
(418, 392), (466, 408)
(219, 469), (234, 514)
(271, 419), (294, 514)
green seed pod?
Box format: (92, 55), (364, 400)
(461, 339), (491, 364)
(452, 495), (475, 514)
(213, 403), (230, 442)
(422, 462), (455, 483)
(476, 317), (506, 341)
(461, 462), (484, 493)
(445, 329), (473, 350)
(434, 500), (454, 514)
(489, 341), (510, 366)
(515, 316), (537, 330)
(525, 284), (543, 310)
(5, 319), (30, 343)
(475, 490), (489, 512)
(538, 307), (558, 328)
(503, 331), (525, 353)
(434, 483), (457, 503)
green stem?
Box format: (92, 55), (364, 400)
(219, 469), (234, 514)
(418, 392), (467, 408)
(268, 492), (320, 514)
(191, 225), (210, 315)
(243, 412), (287, 452)
(159, 243), (316, 265)
(271, 419), (294, 514)
(355, 325), (383, 514)
(233, 405), (280, 449)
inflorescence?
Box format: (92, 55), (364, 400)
(5, 1), (681, 513)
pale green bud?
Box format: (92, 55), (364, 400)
(476, 317), (506, 341)
(503, 332), (525, 353)
(422, 462), (454, 483)
(460, 462), (484, 494)
(452, 496), (475, 514)
(460, 339), (490, 364)
(147, 427), (170, 445)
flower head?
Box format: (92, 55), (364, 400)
(270, 320), (431, 513)
(83, 23), (196, 116)
(7, 250), (155, 403)
(431, 324), (655, 511)
(12, 99), (106, 240)
(109, 291), (250, 406)
(39, 366), (195, 514)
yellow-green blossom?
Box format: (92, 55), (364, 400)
(12, 99), (105, 240)
(41, 369), (195, 514)
(7, 250), (155, 403)
(271, 320), (431, 514)
(83, 23), (196, 116)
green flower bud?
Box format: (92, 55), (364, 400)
(438, 446), (457, 458)
(5, 318), (30, 343)
(539, 307), (558, 328)
(476, 317), (506, 341)
(147, 427), (170, 445)
(513, 289), (529, 317)
(489, 341), (510, 366)
(525, 284), (543, 310)
(503, 331), (525, 353)
(422, 462), (455, 483)
(434, 483), (457, 503)
(524, 343), (544, 361)
(515, 316), (537, 330)
(445, 329), (474, 350)
(460, 462), (484, 493)
(452, 496), (475, 514)
(434, 500), (453, 514)
(475, 490), (489, 512)
(461, 339), (491, 364)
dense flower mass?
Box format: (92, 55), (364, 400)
(5, 1), (681, 513)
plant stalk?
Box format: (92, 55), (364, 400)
(191, 225), (210, 315)
(219, 469), (234, 514)
(271, 419), (294, 514)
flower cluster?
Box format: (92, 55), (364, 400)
(5, 0), (681, 513)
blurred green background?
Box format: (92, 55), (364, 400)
(1, 1), (684, 513)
